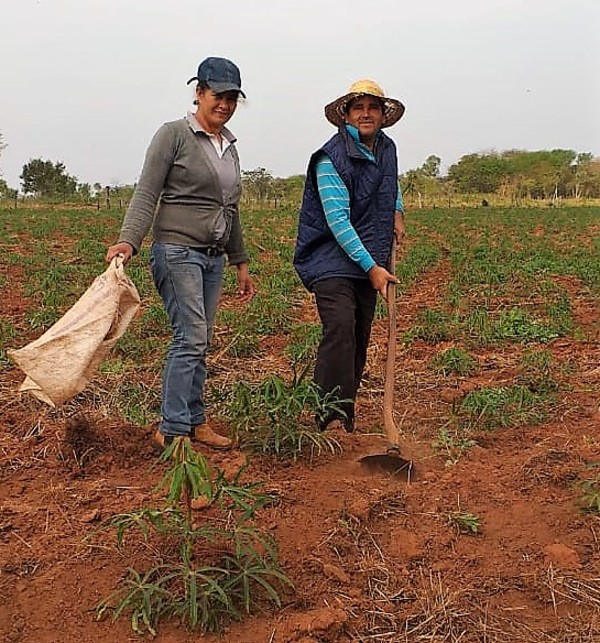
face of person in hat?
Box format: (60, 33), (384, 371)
(189, 57), (245, 134)
(195, 86), (239, 133)
(343, 94), (385, 148)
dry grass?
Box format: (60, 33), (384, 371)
(338, 509), (600, 643)
(544, 565), (600, 614)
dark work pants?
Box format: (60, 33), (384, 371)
(313, 277), (377, 429)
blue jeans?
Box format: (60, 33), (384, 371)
(150, 243), (224, 437)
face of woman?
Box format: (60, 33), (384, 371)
(195, 88), (239, 133)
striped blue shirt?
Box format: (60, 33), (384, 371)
(315, 124), (404, 273)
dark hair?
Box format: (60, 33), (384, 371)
(193, 81), (245, 106)
(192, 81), (210, 105)
(344, 95), (385, 114)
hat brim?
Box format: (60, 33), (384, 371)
(324, 92), (405, 128)
(186, 77), (246, 99)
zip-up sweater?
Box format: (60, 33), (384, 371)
(118, 118), (248, 265)
(294, 125), (398, 290)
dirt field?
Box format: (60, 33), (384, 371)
(1, 209), (599, 642)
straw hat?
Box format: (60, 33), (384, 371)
(324, 79), (405, 128)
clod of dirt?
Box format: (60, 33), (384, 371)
(346, 497), (371, 520)
(322, 562), (351, 584)
(290, 606), (348, 638)
(543, 543), (582, 570)
(79, 509), (101, 523)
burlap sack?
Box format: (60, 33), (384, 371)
(8, 256), (141, 406)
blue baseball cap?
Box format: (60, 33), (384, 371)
(187, 57), (246, 98)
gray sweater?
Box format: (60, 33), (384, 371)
(118, 118), (248, 265)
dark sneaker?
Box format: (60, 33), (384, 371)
(317, 416), (354, 433)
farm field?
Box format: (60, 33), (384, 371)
(0, 204), (599, 643)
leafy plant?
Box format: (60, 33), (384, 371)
(215, 309), (261, 357)
(544, 291), (573, 336)
(216, 373), (344, 460)
(96, 439), (291, 635)
(113, 380), (161, 425)
(495, 307), (559, 343)
(518, 349), (559, 394)
(463, 306), (493, 344)
(447, 511), (481, 535)
(0, 318), (17, 368)
(458, 384), (548, 430)
(578, 465), (600, 514)
(432, 425), (477, 466)
(284, 322), (321, 365)
(406, 308), (453, 344)
(431, 346), (477, 376)
(25, 306), (62, 331)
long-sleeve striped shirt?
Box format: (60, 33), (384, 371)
(315, 124), (403, 273)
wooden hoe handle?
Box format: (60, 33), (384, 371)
(383, 239), (399, 447)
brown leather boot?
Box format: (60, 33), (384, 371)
(152, 429), (192, 453)
(193, 424), (232, 449)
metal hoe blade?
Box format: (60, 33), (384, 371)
(359, 450), (414, 479)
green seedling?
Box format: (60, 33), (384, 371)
(432, 425), (477, 466)
(459, 384), (548, 430)
(578, 465), (600, 514)
(447, 511), (481, 535)
(431, 346), (477, 376)
(96, 439), (291, 635)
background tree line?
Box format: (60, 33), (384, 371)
(402, 149), (600, 208)
(1, 126), (599, 208)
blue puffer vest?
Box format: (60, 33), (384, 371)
(293, 126), (398, 291)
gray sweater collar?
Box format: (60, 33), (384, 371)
(185, 112), (236, 143)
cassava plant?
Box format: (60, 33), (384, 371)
(215, 368), (345, 460)
(96, 439), (292, 635)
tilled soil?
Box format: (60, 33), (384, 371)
(1, 261), (599, 643)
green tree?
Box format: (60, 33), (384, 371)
(0, 178), (18, 200)
(447, 148), (582, 200)
(77, 182), (92, 203)
(401, 155), (444, 207)
(421, 154), (441, 178)
(20, 158), (78, 198)
(0, 131), (9, 189)
(447, 152), (509, 193)
(242, 167), (273, 205)
(570, 152), (596, 198)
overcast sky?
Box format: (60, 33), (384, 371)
(1, 0), (599, 190)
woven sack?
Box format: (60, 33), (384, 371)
(8, 257), (140, 406)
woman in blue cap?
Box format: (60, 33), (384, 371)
(107, 57), (255, 451)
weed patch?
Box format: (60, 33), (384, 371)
(458, 384), (549, 430)
(216, 373), (344, 460)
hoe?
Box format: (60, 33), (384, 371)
(359, 238), (415, 479)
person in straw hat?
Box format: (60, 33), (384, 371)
(293, 79), (406, 433)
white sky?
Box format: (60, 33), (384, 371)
(1, 0), (599, 189)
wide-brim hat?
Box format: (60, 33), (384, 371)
(324, 79), (405, 128)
